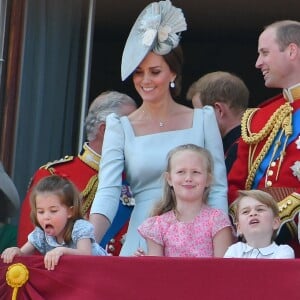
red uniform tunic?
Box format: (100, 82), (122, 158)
(228, 90), (300, 256)
(17, 143), (132, 255)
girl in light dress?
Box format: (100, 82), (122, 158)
(138, 144), (233, 257)
(1, 175), (106, 270)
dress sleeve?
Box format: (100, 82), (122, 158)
(138, 216), (164, 246)
(28, 227), (47, 254)
(90, 113), (125, 223)
(210, 208), (232, 237)
(202, 106), (228, 213)
(72, 220), (96, 244)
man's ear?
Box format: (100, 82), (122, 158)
(98, 122), (106, 138)
(213, 102), (226, 117)
(288, 43), (298, 60)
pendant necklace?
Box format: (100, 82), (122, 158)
(142, 109), (166, 127)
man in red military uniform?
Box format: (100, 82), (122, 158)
(228, 20), (300, 256)
(18, 91), (136, 255)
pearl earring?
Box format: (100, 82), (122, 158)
(170, 81), (175, 88)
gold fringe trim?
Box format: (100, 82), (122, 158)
(81, 175), (98, 216)
(241, 103), (293, 189)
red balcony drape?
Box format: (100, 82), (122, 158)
(1, 255), (300, 300)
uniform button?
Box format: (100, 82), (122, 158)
(108, 245), (115, 252)
(268, 170), (273, 176)
(271, 161), (276, 167)
(266, 181), (272, 187)
(110, 238), (115, 243)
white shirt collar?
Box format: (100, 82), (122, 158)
(243, 242), (277, 256)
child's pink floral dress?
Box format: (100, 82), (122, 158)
(138, 205), (231, 257)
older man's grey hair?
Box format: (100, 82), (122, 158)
(85, 91), (136, 142)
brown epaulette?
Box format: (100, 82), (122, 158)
(40, 156), (74, 170)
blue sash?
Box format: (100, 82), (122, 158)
(100, 180), (134, 248)
(100, 203), (133, 248)
(252, 109), (300, 188)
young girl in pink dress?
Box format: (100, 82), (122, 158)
(138, 144), (233, 257)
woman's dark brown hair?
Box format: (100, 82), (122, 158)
(163, 45), (184, 99)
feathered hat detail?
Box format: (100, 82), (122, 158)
(121, 0), (187, 81)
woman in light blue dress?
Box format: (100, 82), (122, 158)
(90, 0), (228, 256)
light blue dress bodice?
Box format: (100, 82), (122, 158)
(90, 107), (228, 256)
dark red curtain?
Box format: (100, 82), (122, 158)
(1, 256), (300, 300)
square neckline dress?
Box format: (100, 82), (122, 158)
(90, 107), (228, 256)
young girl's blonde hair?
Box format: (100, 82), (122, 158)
(234, 189), (280, 241)
(30, 175), (83, 244)
(151, 144), (214, 217)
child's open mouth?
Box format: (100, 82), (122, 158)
(249, 219), (259, 225)
(45, 224), (55, 235)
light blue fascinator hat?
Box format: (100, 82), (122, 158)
(121, 0), (187, 81)
(0, 162), (20, 217)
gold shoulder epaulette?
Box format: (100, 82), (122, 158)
(40, 156), (74, 170)
(278, 192), (300, 224)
